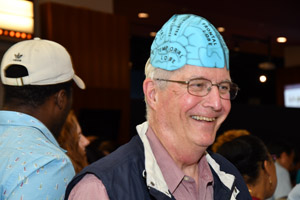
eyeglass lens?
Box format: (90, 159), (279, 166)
(188, 79), (238, 100)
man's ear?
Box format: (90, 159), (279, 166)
(54, 90), (67, 110)
(143, 78), (157, 110)
(278, 152), (288, 165)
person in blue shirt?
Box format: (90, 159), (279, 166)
(0, 38), (85, 199)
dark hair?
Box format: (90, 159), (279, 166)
(217, 135), (270, 185)
(3, 81), (73, 108)
(267, 139), (294, 158)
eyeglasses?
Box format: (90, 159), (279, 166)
(154, 78), (239, 100)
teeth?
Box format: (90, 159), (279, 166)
(191, 115), (216, 122)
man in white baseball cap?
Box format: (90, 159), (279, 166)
(0, 38), (85, 199)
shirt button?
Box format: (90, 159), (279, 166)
(184, 176), (189, 181)
(150, 181), (155, 186)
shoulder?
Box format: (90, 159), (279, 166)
(275, 162), (291, 178)
(0, 126), (75, 195)
(207, 151), (251, 200)
(65, 135), (145, 198)
(208, 151), (240, 173)
(0, 147), (74, 199)
(0, 125), (70, 162)
(288, 184), (300, 200)
(68, 174), (109, 200)
(88, 135), (144, 172)
(207, 151), (245, 183)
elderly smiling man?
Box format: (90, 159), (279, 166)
(65, 14), (251, 200)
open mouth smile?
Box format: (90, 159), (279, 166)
(191, 115), (216, 122)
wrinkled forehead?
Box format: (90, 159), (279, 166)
(173, 64), (231, 82)
(150, 14), (229, 71)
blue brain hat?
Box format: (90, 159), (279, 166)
(150, 14), (229, 71)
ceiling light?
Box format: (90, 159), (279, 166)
(138, 13), (149, 19)
(259, 75), (267, 83)
(217, 27), (225, 33)
(277, 37), (287, 43)
(258, 61), (275, 70)
(0, 0), (34, 34)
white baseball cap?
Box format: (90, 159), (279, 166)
(0, 37), (85, 89)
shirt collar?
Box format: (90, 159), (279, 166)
(147, 126), (214, 193)
(137, 121), (237, 198)
(138, 121), (214, 195)
(0, 111), (65, 152)
(205, 153), (236, 190)
(146, 125), (184, 193)
(136, 121), (172, 197)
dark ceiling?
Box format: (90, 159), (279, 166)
(114, 0), (300, 49)
(114, 0), (300, 106)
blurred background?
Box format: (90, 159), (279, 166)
(0, 0), (300, 146)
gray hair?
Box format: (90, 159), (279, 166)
(144, 58), (175, 120)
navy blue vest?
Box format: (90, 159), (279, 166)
(65, 135), (251, 200)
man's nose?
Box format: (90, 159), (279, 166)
(205, 86), (222, 111)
